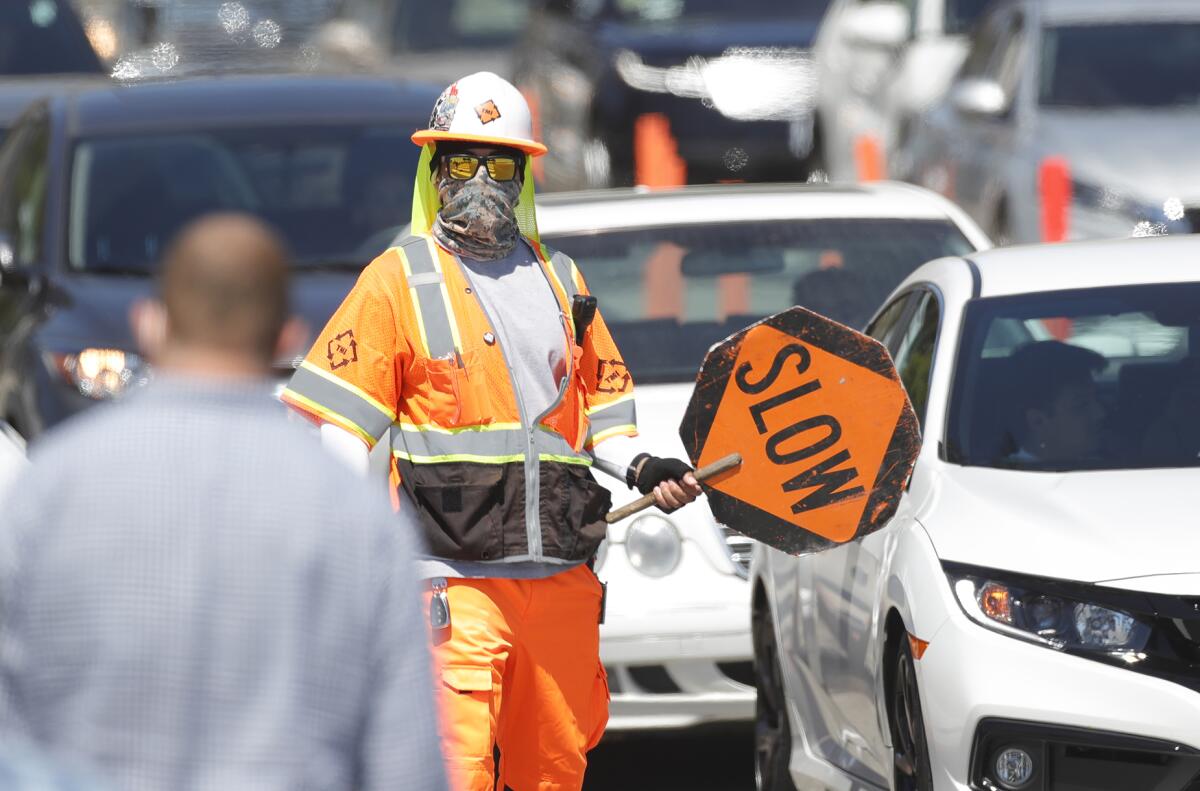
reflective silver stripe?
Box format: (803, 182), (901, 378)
(392, 425), (526, 461)
(586, 397), (638, 440)
(286, 365), (393, 441)
(391, 424), (589, 465)
(549, 250), (579, 300)
(400, 236), (458, 360)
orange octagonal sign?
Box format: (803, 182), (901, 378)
(680, 308), (920, 555)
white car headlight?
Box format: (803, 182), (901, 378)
(625, 514), (681, 578)
(946, 564), (1151, 654)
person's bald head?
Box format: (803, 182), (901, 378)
(159, 213), (290, 365)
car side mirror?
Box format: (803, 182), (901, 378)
(842, 2), (910, 49)
(950, 78), (1009, 118)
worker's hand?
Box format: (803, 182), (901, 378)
(635, 456), (704, 513)
(651, 471), (703, 514)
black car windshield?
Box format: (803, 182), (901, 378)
(542, 218), (973, 383)
(394, 0), (528, 51)
(943, 0), (991, 36)
(0, 0), (103, 75)
(948, 283), (1200, 471)
(69, 125), (420, 272)
(609, 0), (831, 23)
(1040, 24), (1200, 108)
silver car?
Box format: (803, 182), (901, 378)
(904, 0), (1200, 245)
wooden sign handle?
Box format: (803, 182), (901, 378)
(605, 453), (742, 524)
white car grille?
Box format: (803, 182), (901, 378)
(721, 526), (754, 578)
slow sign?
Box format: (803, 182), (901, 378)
(680, 307), (920, 555)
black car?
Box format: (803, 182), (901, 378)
(0, 74), (438, 438)
(0, 0), (107, 143)
(514, 0), (832, 190)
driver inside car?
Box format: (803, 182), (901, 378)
(1005, 340), (1108, 464)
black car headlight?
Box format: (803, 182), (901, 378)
(47, 349), (150, 400)
(944, 563), (1152, 655)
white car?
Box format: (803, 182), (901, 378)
(813, 0), (991, 181)
(751, 234), (1200, 790)
(536, 182), (989, 731)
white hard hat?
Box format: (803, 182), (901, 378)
(412, 71), (547, 157)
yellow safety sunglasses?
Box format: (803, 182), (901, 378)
(444, 153), (522, 182)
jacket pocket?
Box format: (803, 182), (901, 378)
(539, 463), (610, 561)
(414, 351), (490, 428)
(412, 467), (504, 560)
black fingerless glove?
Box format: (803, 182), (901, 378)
(630, 454), (694, 495)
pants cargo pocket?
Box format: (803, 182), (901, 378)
(585, 663), (610, 752)
(440, 665), (496, 764)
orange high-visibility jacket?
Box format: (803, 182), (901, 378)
(282, 234), (638, 566)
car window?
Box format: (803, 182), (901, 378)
(958, 9), (1008, 80)
(1039, 23), (1200, 109)
(608, 0), (831, 23)
(948, 282), (1200, 471)
(943, 0), (992, 36)
(394, 0), (530, 51)
(865, 293), (913, 353)
(892, 289), (939, 427)
(543, 217), (974, 383)
(68, 125), (421, 273)
(0, 0), (103, 75)
(982, 12), (1023, 95)
(0, 113), (51, 267)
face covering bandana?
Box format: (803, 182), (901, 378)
(432, 166), (523, 261)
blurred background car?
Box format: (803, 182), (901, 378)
(513, 0), (832, 191)
(813, 0), (995, 182)
(535, 181), (988, 731)
(0, 0), (106, 144)
(753, 234), (1200, 791)
(904, 0), (1200, 245)
(313, 0), (531, 84)
(0, 74), (437, 439)
(0, 419), (27, 503)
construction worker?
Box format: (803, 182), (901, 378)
(281, 72), (702, 790)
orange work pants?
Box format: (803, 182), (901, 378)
(428, 564), (610, 791)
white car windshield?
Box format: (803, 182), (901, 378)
(543, 218), (973, 383)
(1040, 23), (1200, 108)
(948, 283), (1200, 471)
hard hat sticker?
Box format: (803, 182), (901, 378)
(680, 308), (920, 555)
(430, 83), (460, 131)
(475, 100), (502, 125)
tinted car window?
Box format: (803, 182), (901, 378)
(0, 0), (103, 75)
(0, 115), (51, 267)
(394, 0), (529, 51)
(1039, 24), (1200, 108)
(69, 125), (420, 273)
(943, 0), (992, 36)
(866, 293), (913, 353)
(892, 290), (939, 427)
(948, 283), (1200, 470)
(543, 218), (973, 383)
(610, 0), (831, 23)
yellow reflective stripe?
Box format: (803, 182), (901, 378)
(398, 243), (432, 358)
(393, 450), (592, 466)
(298, 361), (396, 421)
(586, 391), (635, 415)
(586, 424), (638, 448)
(282, 389), (377, 447)
(429, 244), (465, 354)
(540, 453), (592, 466)
(393, 451), (527, 465)
(395, 421), (523, 435)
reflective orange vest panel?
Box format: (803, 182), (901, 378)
(282, 234), (638, 565)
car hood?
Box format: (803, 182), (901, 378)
(1038, 110), (1200, 205)
(597, 17), (821, 60)
(38, 270), (359, 356)
(921, 464), (1200, 583)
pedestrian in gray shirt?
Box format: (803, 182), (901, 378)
(0, 214), (447, 791)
